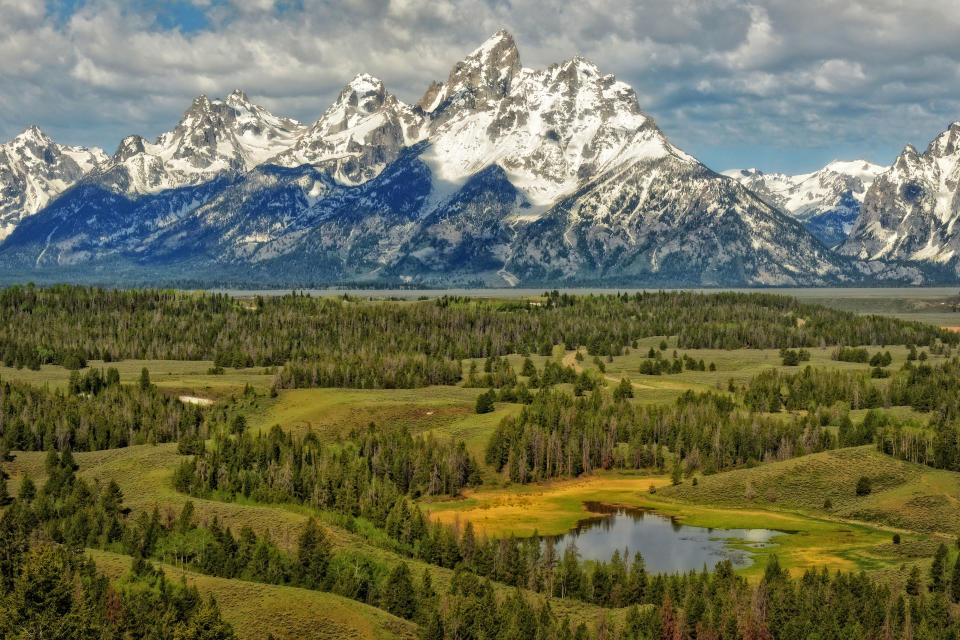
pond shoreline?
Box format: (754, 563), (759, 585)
(541, 501), (788, 574)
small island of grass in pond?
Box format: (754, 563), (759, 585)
(543, 503), (785, 573)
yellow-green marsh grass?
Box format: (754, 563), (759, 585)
(423, 462), (930, 578)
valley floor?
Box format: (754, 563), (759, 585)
(2, 296), (960, 637)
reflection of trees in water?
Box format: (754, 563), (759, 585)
(542, 501), (785, 573)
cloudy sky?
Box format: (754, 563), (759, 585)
(2, 0), (959, 174)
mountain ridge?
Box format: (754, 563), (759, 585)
(0, 30), (946, 286)
(722, 159), (885, 247)
(839, 122), (960, 272)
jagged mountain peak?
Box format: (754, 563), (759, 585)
(96, 91), (305, 194)
(451, 28), (521, 93)
(270, 74), (422, 185)
(840, 121), (960, 267)
(0, 30), (921, 287)
(12, 125), (52, 145)
(225, 89), (251, 106)
(423, 32), (671, 206)
(423, 29), (521, 113)
(0, 127), (108, 240)
(113, 135), (147, 162)
(925, 121), (960, 158)
(325, 73), (392, 123)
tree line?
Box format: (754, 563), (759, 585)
(0, 285), (955, 389)
(0, 368), (207, 452)
(485, 388), (836, 482)
(735, 359), (960, 473)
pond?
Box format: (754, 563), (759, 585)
(543, 502), (785, 573)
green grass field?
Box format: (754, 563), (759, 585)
(420, 459), (939, 579)
(583, 339), (945, 393)
(244, 386), (481, 439)
(660, 446), (960, 536)
(0, 359), (275, 397)
(90, 549), (416, 640)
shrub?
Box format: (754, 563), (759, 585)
(856, 476), (872, 496)
(893, 533), (901, 544)
(475, 389), (495, 414)
(832, 346), (869, 363)
(62, 351), (87, 370)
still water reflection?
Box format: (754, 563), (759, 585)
(543, 503), (784, 573)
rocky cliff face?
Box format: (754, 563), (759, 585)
(839, 124), (960, 273)
(272, 74), (424, 185)
(97, 90), (305, 195)
(0, 126), (106, 240)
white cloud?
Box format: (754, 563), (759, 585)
(0, 0), (958, 172)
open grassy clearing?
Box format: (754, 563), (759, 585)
(425, 474), (921, 579)
(0, 359), (274, 397)
(660, 445), (960, 537)
(240, 385), (520, 464)
(423, 472), (674, 538)
(422, 442), (960, 580)
(582, 339), (946, 391)
(90, 549), (416, 640)
(5, 445), (317, 550)
(245, 386), (482, 440)
(420, 468), (913, 578)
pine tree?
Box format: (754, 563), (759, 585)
(139, 367), (151, 391)
(418, 611), (444, 640)
(614, 377), (634, 400)
(476, 389), (495, 414)
(671, 462), (683, 486)
(951, 554), (960, 603)
(906, 565), (921, 595)
(0, 544), (76, 639)
(930, 543), (948, 592)
(294, 518), (330, 589)
(178, 501), (197, 534)
(100, 480), (124, 514)
(18, 475), (35, 502)
(381, 562), (417, 619)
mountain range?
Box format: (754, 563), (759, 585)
(0, 30), (954, 287)
(722, 160), (885, 248)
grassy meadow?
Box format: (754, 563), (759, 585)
(3, 289), (960, 637)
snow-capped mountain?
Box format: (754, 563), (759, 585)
(723, 159), (885, 247)
(423, 33), (681, 208)
(0, 30), (928, 286)
(0, 127), (107, 240)
(839, 123), (960, 273)
(98, 90), (305, 195)
(272, 74), (424, 185)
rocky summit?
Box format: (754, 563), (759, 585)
(0, 31), (947, 286)
(838, 123), (960, 274)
